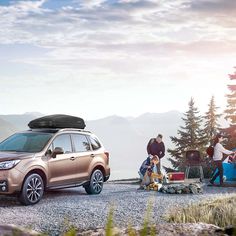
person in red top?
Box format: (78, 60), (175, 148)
(147, 134), (165, 174)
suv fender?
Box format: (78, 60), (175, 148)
(20, 166), (48, 189)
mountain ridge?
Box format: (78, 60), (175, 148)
(0, 111), (230, 179)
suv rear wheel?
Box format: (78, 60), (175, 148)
(84, 169), (104, 194)
(19, 173), (44, 205)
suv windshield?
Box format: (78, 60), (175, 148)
(0, 132), (53, 153)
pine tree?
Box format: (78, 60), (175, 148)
(223, 68), (236, 149)
(225, 68), (236, 124)
(203, 96), (221, 143)
(165, 98), (206, 172)
(202, 96), (221, 178)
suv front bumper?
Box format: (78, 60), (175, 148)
(0, 169), (24, 195)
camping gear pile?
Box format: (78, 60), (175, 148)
(159, 183), (203, 194)
(142, 172), (163, 191)
(145, 182), (160, 191)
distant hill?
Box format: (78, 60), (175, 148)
(0, 118), (18, 141)
(0, 112), (43, 131)
(86, 111), (183, 179)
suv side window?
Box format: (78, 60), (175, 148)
(88, 135), (101, 150)
(52, 134), (72, 153)
(72, 134), (91, 152)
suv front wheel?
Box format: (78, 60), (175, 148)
(19, 173), (44, 205)
(84, 169), (104, 194)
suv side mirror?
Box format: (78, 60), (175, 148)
(52, 147), (64, 158)
(45, 149), (52, 156)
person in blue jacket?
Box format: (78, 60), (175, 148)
(138, 155), (159, 189)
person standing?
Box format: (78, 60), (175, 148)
(210, 134), (235, 186)
(147, 134), (165, 174)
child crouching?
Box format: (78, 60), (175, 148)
(138, 155), (160, 190)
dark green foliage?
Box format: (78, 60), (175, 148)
(225, 69), (236, 125)
(203, 96), (221, 142)
(224, 68), (236, 150)
(202, 96), (221, 177)
(165, 98), (206, 175)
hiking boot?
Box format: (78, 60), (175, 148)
(137, 186), (145, 190)
(209, 180), (215, 185)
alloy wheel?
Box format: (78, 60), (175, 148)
(26, 176), (43, 203)
(92, 170), (103, 194)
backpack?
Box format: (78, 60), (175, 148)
(206, 145), (214, 158)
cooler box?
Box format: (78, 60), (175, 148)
(167, 172), (185, 183)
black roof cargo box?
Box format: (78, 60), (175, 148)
(28, 114), (86, 129)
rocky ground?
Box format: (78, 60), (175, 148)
(0, 182), (235, 235)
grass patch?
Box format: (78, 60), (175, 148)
(106, 206), (114, 236)
(164, 194), (236, 228)
(105, 200), (156, 236)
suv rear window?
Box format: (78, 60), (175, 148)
(88, 135), (101, 150)
(72, 134), (90, 152)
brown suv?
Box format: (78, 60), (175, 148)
(0, 128), (110, 205)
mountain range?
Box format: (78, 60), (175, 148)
(0, 112), (229, 180)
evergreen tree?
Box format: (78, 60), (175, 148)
(223, 68), (236, 149)
(165, 98), (206, 172)
(225, 68), (236, 124)
(202, 96), (222, 178)
(203, 96), (221, 142)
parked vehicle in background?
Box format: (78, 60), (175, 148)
(0, 115), (110, 205)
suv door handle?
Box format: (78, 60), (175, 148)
(90, 154), (95, 158)
(70, 156), (76, 161)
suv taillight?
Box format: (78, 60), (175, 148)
(105, 151), (109, 164)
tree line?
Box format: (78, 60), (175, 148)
(164, 68), (236, 177)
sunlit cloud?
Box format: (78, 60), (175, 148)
(0, 0), (235, 118)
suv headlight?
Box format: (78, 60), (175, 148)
(0, 160), (20, 170)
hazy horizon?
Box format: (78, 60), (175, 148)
(0, 110), (230, 180)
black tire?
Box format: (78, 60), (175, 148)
(84, 169), (104, 195)
(19, 173), (44, 205)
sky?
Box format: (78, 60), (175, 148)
(0, 0), (236, 120)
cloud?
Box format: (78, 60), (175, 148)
(181, 0), (236, 28)
(0, 0), (235, 48)
(0, 0), (235, 83)
(188, 0), (236, 12)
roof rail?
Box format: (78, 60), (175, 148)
(29, 128), (91, 133)
(57, 128), (91, 133)
(29, 128), (60, 133)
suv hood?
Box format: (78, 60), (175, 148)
(0, 152), (34, 162)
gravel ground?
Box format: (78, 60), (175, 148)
(0, 183), (235, 235)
